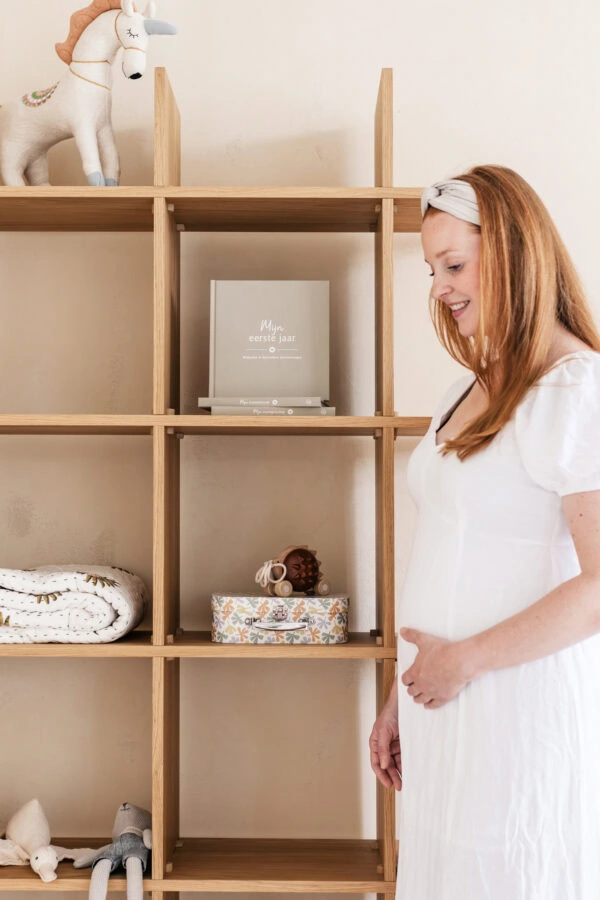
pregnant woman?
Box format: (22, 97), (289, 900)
(369, 165), (600, 899)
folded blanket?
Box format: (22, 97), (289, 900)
(0, 565), (148, 643)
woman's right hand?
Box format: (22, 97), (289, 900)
(369, 680), (402, 791)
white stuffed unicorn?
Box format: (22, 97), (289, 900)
(0, 0), (177, 186)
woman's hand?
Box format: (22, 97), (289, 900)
(399, 627), (473, 709)
(369, 690), (402, 791)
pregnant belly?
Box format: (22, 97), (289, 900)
(398, 515), (580, 645)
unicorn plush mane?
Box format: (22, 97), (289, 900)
(55, 0), (136, 64)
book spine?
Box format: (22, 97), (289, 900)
(208, 281), (217, 397)
(198, 396), (327, 408)
(210, 406), (336, 416)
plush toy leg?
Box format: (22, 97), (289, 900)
(25, 156), (50, 187)
(73, 126), (105, 187)
(1, 160), (26, 187)
(125, 857), (144, 900)
(98, 126), (120, 187)
(89, 859), (112, 900)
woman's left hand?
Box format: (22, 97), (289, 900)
(399, 627), (474, 709)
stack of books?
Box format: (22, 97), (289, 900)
(198, 279), (334, 416)
(197, 396), (335, 416)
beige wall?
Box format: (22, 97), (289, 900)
(0, 0), (598, 897)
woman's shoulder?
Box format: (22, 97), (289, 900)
(536, 349), (600, 388)
(514, 349), (600, 496)
(518, 349), (600, 428)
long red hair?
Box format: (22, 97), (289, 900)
(428, 164), (600, 460)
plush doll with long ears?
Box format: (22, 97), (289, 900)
(0, 0), (177, 186)
(73, 803), (151, 900)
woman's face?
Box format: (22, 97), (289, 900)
(421, 211), (482, 339)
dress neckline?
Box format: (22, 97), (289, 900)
(433, 349), (599, 454)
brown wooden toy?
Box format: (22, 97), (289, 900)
(255, 545), (331, 597)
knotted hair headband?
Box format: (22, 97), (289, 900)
(421, 179), (481, 227)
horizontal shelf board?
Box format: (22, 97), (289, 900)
(0, 415), (155, 435)
(165, 838), (393, 892)
(0, 633), (397, 659)
(388, 188), (423, 232)
(0, 839), (144, 891)
(169, 631), (396, 658)
(0, 876), (131, 892)
(171, 415), (400, 436)
(0, 631), (154, 658)
(0, 186), (425, 232)
(0, 871), (131, 892)
(166, 188), (387, 232)
(0, 187), (156, 231)
(394, 416), (431, 436)
(0, 415), (430, 437)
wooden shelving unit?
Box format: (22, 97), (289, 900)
(0, 67), (428, 898)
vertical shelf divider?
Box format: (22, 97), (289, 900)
(152, 656), (180, 879)
(154, 197), (181, 416)
(153, 891), (180, 900)
(154, 65), (181, 416)
(153, 425), (180, 643)
(375, 68), (393, 190)
(374, 67), (397, 888)
(154, 67), (182, 188)
(152, 66), (182, 889)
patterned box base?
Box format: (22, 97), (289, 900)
(211, 593), (349, 644)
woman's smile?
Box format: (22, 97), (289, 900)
(449, 299), (471, 317)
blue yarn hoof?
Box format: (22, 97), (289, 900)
(105, 179), (119, 187)
(87, 171), (105, 186)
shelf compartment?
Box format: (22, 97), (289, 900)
(166, 188), (387, 232)
(0, 188), (156, 231)
(0, 631), (154, 657)
(164, 838), (393, 893)
(165, 630), (395, 658)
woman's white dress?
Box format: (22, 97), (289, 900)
(396, 350), (600, 900)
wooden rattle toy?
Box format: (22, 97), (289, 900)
(255, 546), (331, 597)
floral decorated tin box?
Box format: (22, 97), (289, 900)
(211, 593), (349, 644)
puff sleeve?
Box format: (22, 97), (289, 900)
(514, 353), (600, 496)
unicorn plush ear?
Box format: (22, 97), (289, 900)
(144, 1), (157, 16)
(121, 0), (136, 15)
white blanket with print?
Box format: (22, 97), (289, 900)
(0, 565), (147, 643)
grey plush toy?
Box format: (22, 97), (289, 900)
(73, 803), (151, 900)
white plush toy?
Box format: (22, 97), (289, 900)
(0, 799), (92, 882)
(0, 0), (177, 186)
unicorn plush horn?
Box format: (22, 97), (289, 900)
(143, 2), (177, 34)
(0, 0), (177, 186)
(145, 19), (177, 34)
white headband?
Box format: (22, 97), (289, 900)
(421, 179), (480, 226)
